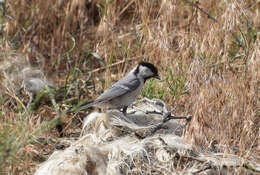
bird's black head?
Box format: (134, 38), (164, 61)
(134, 61), (160, 82)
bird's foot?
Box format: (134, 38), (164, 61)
(122, 106), (128, 115)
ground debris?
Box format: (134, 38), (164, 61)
(34, 99), (260, 175)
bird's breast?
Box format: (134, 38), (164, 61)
(131, 80), (144, 97)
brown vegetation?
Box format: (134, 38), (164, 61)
(0, 0), (259, 174)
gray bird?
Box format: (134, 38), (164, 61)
(76, 61), (160, 114)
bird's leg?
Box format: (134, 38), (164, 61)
(122, 106), (128, 115)
(56, 124), (64, 137)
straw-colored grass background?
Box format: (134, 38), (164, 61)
(0, 0), (259, 174)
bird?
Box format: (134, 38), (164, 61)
(76, 61), (160, 114)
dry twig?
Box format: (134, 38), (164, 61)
(184, 0), (244, 48)
(131, 98), (192, 138)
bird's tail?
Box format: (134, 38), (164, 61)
(67, 100), (98, 113)
(75, 100), (98, 112)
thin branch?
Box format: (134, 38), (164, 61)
(88, 57), (139, 74)
(184, 0), (219, 23)
(131, 98), (192, 138)
(145, 113), (192, 138)
(118, 0), (135, 17)
(183, 0), (244, 48)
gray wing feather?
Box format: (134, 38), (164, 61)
(75, 100), (98, 112)
(95, 74), (140, 103)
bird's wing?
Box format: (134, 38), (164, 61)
(95, 74), (140, 103)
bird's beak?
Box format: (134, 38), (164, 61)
(154, 74), (160, 80)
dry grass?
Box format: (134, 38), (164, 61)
(0, 0), (259, 174)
